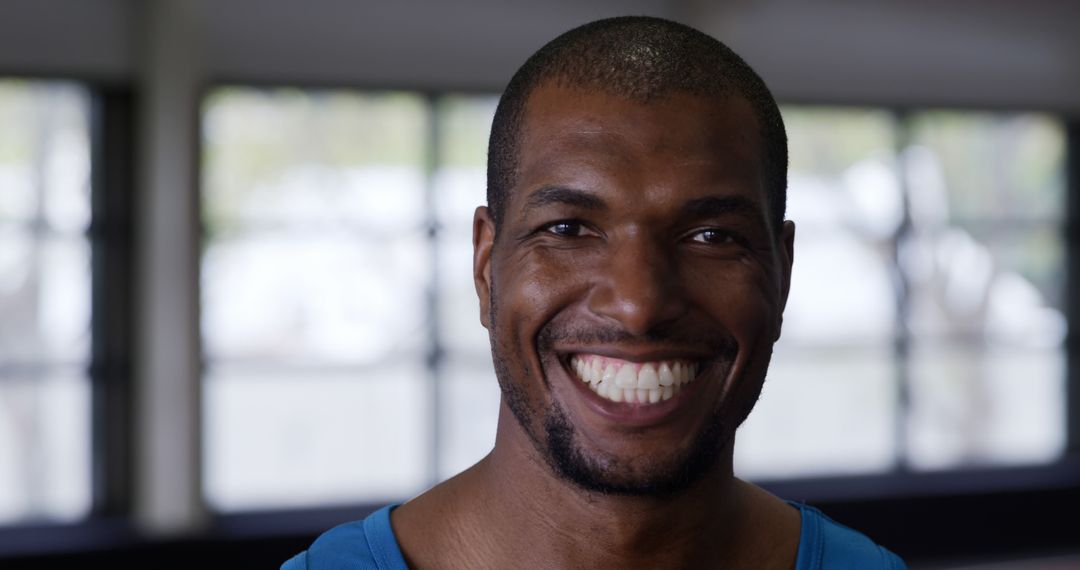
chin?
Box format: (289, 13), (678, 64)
(542, 400), (732, 498)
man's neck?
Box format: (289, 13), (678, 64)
(476, 435), (743, 568)
(392, 412), (800, 569)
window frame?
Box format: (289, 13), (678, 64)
(88, 83), (137, 521)
(1, 78), (1076, 566)
(0, 77), (140, 556)
(193, 84), (1080, 560)
(753, 105), (1071, 476)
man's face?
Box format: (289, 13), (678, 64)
(473, 84), (794, 496)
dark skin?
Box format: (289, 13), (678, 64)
(393, 84), (798, 569)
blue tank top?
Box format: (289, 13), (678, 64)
(282, 502), (906, 569)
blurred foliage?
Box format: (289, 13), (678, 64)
(910, 112), (1065, 221)
(201, 87), (426, 236)
(968, 224), (1065, 310)
(0, 80), (33, 165)
(1, 80), (88, 222)
(911, 112), (1065, 307)
(436, 95), (498, 168)
(782, 106), (897, 179)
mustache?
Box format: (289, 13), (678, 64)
(537, 319), (737, 357)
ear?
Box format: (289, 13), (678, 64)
(473, 206), (496, 329)
(775, 220), (795, 340)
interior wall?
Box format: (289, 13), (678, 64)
(0, 0), (677, 88)
(1, 0), (1078, 557)
(0, 0), (137, 81)
(2, 0), (1077, 112)
(684, 0), (1080, 112)
(197, 0), (677, 89)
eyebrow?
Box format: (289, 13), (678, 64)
(520, 187), (765, 223)
(679, 195), (764, 221)
(522, 186), (607, 214)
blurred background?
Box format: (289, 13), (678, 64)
(1, 0), (1078, 568)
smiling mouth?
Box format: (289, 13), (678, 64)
(569, 354), (701, 404)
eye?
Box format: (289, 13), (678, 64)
(543, 220), (590, 237)
(688, 228), (737, 245)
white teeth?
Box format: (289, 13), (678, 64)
(604, 382), (622, 401)
(648, 388), (661, 404)
(614, 365), (636, 389)
(658, 362), (674, 387)
(676, 362), (691, 385)
(638, 364), (659, 389)
(606, 382), (619, 401)
(609, 384), (623, 402)
(569, 355), (700, 405)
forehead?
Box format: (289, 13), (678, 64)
(512, 84), (766, 214)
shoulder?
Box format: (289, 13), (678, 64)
(280, 504), (409, 570)
(792, 502), (907, 570)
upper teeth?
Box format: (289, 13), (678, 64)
(570, 355), (699, 404)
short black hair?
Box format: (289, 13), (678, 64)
(486, 16), (788, 233)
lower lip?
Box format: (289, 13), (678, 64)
(561, 361), (705, 428)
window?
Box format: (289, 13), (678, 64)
(200, 88), (1070, 510)
(0, 80), (94, 524)
(202, 90), (510, 511)
(737, 108), (1067, 478)
(201, 89), (432, 510)
(904, 112), (1065, 469)
(737, 108), (903, 477)
(431, 95), (501, 479)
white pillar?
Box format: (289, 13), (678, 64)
(134, 0), (207, 536)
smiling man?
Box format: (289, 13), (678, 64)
(284, 16), (905, 570)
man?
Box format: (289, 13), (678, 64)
(284, 16), (906, 569)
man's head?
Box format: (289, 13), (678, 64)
(487, 15), (788, 235)
(473, 16), (794, 498)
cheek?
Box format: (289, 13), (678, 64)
(499, 249), (585, 319)
(693, 263), (781, 401)
(688, 261), (781, 343)
(492, 249), (585, 368)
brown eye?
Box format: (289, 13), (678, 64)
(545, 221), (587, 237)
(690, 229), (736, 244)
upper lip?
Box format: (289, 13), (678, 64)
(555, 346), (717, 364)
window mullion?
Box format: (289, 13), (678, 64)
(892, 109), (914, 472)
(89, 85), (137, 518)
(134, 0), (206, 535)
(424, 93), (444, 487)
(1066, 119), (1080, 456)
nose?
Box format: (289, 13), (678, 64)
(586, 235), (687, 336)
